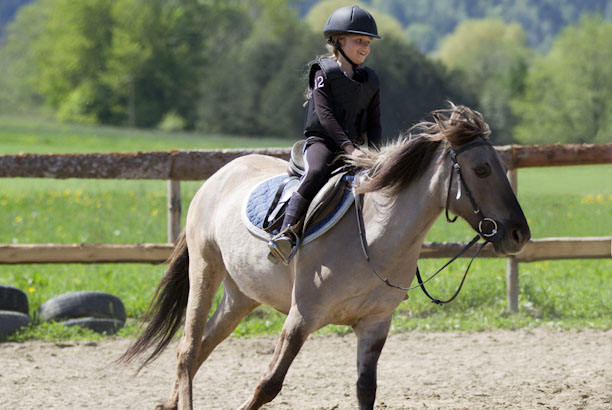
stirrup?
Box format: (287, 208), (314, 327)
(267, 228), (300, 265)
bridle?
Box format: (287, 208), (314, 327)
(354, 137), (503, 303)
(445, 137), (503, 240)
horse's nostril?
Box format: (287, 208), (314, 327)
(511, 228), (522, 244)
(510, 226), (530, 245)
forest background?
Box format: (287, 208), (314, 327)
(2, 0), (612, 146)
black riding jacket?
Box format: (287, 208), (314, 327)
(303, 57), (381, 151)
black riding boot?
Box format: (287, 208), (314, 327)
(268, 192), (310, 265)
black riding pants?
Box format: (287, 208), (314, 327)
(296, 140), (341, 201)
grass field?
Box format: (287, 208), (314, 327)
(1, 114), (611, 341)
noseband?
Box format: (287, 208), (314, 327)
(354, 137), (503, 303)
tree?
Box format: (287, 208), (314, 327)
(34, 0), (115, 123)
(197, 0), (319, 137)
(404, 23), (439, 52)
(197, 0), (476, 139)
(0, 0), (245, 127)
(0, 0), (50, 113)
(366, 36), (477, 139)
(369, 0), (612, 53)
(512, 14), (612, 144)
(103, 0), (216, 128)
(438, 19), (531, 143)
(0, 0), (33, 40)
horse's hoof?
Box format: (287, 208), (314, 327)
(155, 401), (177, 410)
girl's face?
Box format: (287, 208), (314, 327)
(340, 34), (372, 65)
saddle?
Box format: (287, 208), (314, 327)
(262, 140), (353, 239)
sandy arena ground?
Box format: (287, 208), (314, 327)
(1, 328), (611, 409)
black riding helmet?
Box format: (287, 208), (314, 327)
(323, 5), (381, 69)
(323, 5), (382, 39)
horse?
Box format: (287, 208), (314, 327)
(119, 104), (530, 410)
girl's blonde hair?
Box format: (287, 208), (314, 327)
(325, 34), (344, 60)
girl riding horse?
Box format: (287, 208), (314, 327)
(268, 5), (383, 264)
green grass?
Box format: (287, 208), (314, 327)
(0, 114), (292, 154)
(1, 114), (610, 341)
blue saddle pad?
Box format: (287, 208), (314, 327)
(245, 174), (299, 232)
(242, 174), (355, 244)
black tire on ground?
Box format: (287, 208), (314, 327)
(0, 311), (32, 339)
(0, 285), (29, 314)
(38, 291), (126, 322)
(59, 317), (124, 335)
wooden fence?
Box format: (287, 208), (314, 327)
(1, 142), (611, 311)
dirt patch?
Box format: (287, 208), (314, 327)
(1, 328), (611, 409)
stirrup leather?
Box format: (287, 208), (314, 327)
(267, 228), (300, 265)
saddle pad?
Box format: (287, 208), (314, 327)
(242, 173), (355, 246)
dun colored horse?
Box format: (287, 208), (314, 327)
(119, 104), (530, 409)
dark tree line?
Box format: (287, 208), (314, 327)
(368, 0), (612, 53)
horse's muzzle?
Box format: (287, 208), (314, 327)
(490, 222), (530, 255)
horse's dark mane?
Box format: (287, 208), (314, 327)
(355, 104), (491, 195)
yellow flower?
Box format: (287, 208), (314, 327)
(151, 209), (159, 216)
(15, 216), (22, 223)
(596, 194), (604, 203)
(28, 287), (35, 293)
(0, 199), (7, 206)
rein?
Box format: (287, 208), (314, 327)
(354, 138), (500, 303)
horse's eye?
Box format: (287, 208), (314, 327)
(474, 164), (491, 178)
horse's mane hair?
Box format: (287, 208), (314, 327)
(352, 103), (491, 195)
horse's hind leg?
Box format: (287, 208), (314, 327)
(162, 250), (226, 410)
(195, 276), (260, 368)
(239, 307), (311, 410)
(353, 316), (392, 410)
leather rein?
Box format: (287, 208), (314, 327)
(354, 138), (502, 304)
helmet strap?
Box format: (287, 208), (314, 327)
(332, 40), (359, 70)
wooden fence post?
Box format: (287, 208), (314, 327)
(507, 169), (519, 312)
(167, 180), (181, 243)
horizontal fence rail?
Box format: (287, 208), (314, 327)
(0, 237), (610, 264)
(2, 143), (611, 180)
(0, 148), (291, 180)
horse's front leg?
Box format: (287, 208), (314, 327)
(353, 316), (392, 410)
(239, 307), (311, 410)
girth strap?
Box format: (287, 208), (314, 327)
(262, 176), (295, 233)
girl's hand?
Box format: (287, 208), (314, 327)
(345, 145), (366, 158)
(351, 149), (367, 158)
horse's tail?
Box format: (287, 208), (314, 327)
(117, 231), (190, 371)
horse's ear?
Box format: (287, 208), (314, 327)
(431, 111), (448, 131)
(449, 107), (464, 125)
